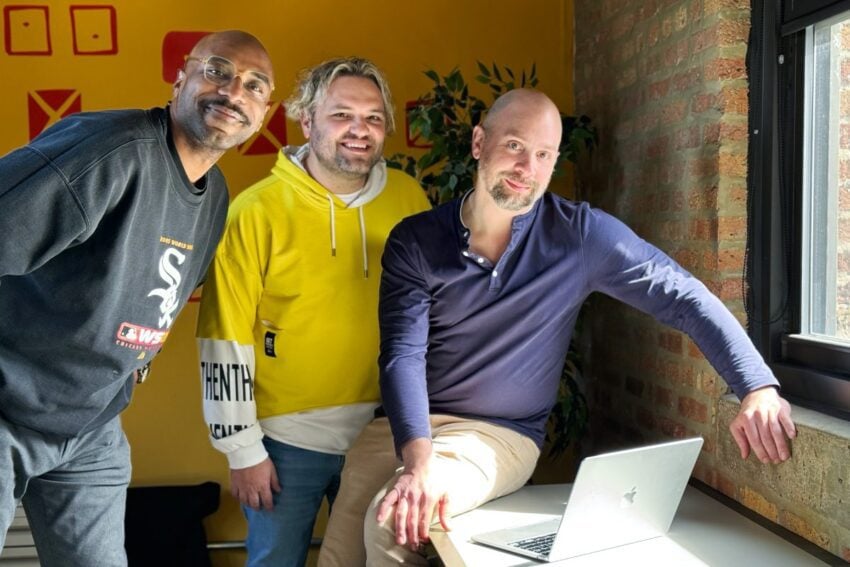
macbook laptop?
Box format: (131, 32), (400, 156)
(471, 437), (703, 562)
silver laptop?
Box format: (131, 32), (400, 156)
(471, 437), (703, 562)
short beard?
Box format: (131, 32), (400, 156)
(487, 175), (539, 211)
(310, 127), (382, 180)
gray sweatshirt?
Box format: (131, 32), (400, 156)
(0, 107), (228, 437)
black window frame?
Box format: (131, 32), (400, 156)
(748, 0), (850, 420)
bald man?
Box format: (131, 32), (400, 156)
(0, 30), (274, 566)
(318, 89), (796, 566)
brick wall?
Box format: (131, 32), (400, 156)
(574, 0), (850, 559)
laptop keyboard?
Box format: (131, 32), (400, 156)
(509, 532), (556, 555)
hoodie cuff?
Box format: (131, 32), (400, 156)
(209, 424), (267, 469)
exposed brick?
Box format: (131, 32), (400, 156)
(739, 486), (778, 522)
(617, 66), (638, 89)
(705, 57), (746, 81)
(688, 341), (703, 359)
(611, 11), (637, 40)
(692, 92), (718, 113)
(839, 218), (850, 240)
(718, 151), (747, 177)
(690, 155), (719, 178)
(718, 277), (744, 301)
(648, 78), (671, 100)
(659, 330), (683, 354)
(637, 0), (659, 21)
(658, 416), (688, 438)
(647, 22), (661, 47)
(718, 86), (748, 114)
(720, 121), (748, 141)
(661, 162), (686, 185)
(689, 218), (717, 240)
(723, 184), (748, 212)
(664, 39), (690, 68)
(662, 15), (674, 39)
(704, 0), (750, 15)
(674, 6), (688, 31)
(674, 124), (701, 149)
(779, 511), (831, 548)
(672, 68), (701, 93)
(655, 385), (675, 409)
(692, 24), (718, 53)
(678, 395), (709, 423)
(699, 370), (718, 395)
(717, 248), (745, 271)
(842, 548), (850, 563)
(703, 123), (721, 144)
(717, 216), (747, 239)
(661, 100), (688, 124)
(674, 249), (699, 270)
(689, 185), (718, 209)
(717, 17), (749, 46)
(646, 135), (670, 158)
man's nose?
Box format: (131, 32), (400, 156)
(218, 75), (246, 103)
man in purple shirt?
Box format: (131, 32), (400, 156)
(318, 89), (796, 567)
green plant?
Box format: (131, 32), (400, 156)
(388, 63), (595, 457)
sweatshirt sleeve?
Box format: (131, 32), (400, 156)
(378, 224), (433, 454)
(582, 207), (779, 398)
(0, 146), (88, 279)
(196, 206), (267, 469)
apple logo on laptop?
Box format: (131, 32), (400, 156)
(620, 486), (638, 508)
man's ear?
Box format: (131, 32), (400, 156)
(172, 69), (186, 101)
(300, 114), (312, 140)
(471, 125), (486, 160)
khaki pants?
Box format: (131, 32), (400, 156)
(318, 415), (539, 567)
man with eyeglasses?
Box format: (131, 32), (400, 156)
(196, 57), (430, 566)
(0, 30), (273, 566)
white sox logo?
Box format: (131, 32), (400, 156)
(147, 247), (186, 328)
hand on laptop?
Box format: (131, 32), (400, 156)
(729, 387), (796, 464)
(376, 438), (451, 551)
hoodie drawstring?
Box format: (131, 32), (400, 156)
(325, 193), (369, 279)
(358, 206), (368, 279)
(325, 194), (337, 257)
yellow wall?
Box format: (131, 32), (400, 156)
(1, 0), (573, 561)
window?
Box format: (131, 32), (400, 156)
(748, 0), (850, 418)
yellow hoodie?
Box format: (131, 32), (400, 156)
(196, 146), (430, 467)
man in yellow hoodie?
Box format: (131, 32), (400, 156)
(196, 58), (431, 566)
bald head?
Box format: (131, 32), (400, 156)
(482, 89), (561, 137)
(189, 30), (274, 83)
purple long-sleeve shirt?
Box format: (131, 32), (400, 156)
(378, 192), (778, 450)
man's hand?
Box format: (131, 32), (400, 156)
(729, 387), (796, 464)
(375, 438), (451, 551)
(230, 458), (280, 511)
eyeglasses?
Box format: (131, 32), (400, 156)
(185, 55), (274, 102)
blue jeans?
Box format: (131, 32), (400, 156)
(245, 438), (344, 567)
(0, 414), (131, 567)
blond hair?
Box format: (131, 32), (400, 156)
(286, 57), (396, 135)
